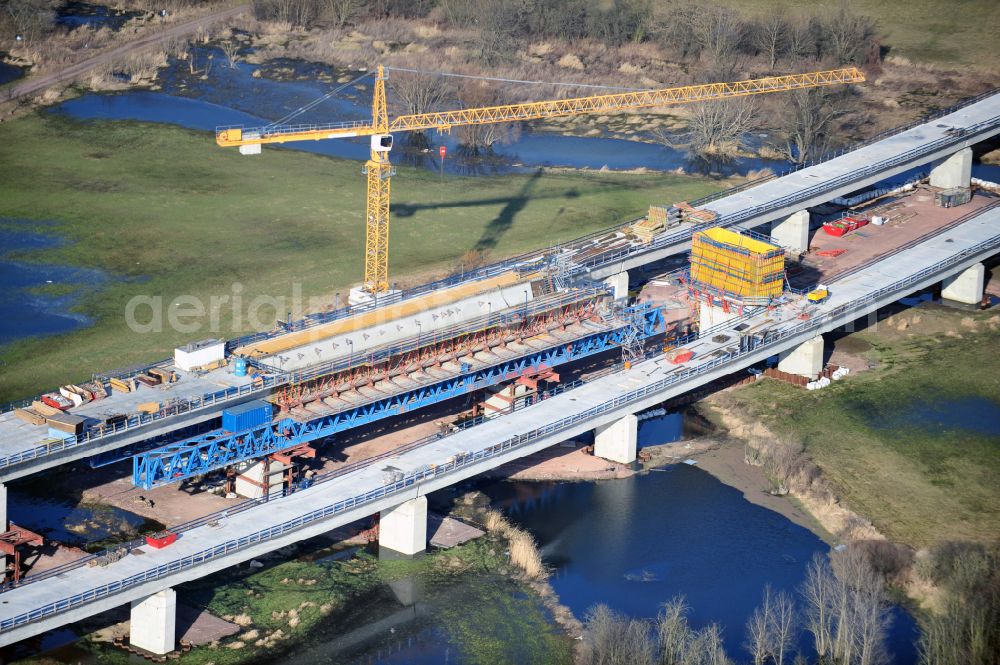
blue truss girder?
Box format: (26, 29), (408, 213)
(132, 307), (664, 490)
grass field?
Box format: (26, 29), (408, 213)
(725, 305), (1000, 548)
(719, 0), (1000, 68)
(0, 113), (729, 402)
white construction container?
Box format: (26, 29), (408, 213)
(174, 338), (225, 371)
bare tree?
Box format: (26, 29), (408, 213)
(802, 552), (836, 660)
(779, 88), (852, 164)
(687, 624), (734, 665)
(4, 0), (57, 41)
(654, 98), (757, 162)
(656, 596), (691, 665)
(220, 39), (240, 69)
(692, 6), (746, 80)
(453, 80), (519, 153)
(746, 586), (775, 665)
(323, 0), (359, 27)
(388, 69), (454, 145)
(770, 590), (797, 665)
(471, 0), (527, 66)
(827, 547), (891, 665)
(752, 9), (789, 70)
(917, 543), (1000, 665)
(822, 1), (878, 66)
(580, 604), (654, 665)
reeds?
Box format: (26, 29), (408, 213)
(482, 509), (545, 579)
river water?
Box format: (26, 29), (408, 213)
(278, 413), (919, 665)
(0, 226), (107, 345)
(49, 47), (786, 177)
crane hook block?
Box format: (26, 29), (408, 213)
(371, 134), (393, 153)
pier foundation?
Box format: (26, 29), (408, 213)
(929, 147), (972, 189)
(594, 414), (638, 464)
(130, 588), (176, 655)
(603, 271), (629, 301)
(777, 335), (824, 379)
(941, 262), (985, 305)
(770, 210), (810, 254)
(379, 496), (427, 556)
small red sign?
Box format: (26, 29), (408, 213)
(439, 145), (447, 158)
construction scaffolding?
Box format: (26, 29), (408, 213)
(689, 228), (785, 303)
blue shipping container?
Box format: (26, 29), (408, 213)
(222, 399), (273, 432)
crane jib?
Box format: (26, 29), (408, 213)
(215, 67), (863, 147)
(216, 65), (863, 295)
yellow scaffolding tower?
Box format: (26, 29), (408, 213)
(689, 228), (785, 302)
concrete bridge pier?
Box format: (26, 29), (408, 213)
(930, 147), (972, 189)
(379, 496), (427, 556)
(0, 483), (7, 574)
(777, 335), (824, 379)
(941, 262), (985, 304)
(130, 588), (176, 655)
(603, 271), (629, 301)
(594, 414), (638, 464)
(770, 210), (810, 254)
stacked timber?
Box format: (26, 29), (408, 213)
(631, 216), (664, 243)
(46, 412), (85, 435)
(109, 377), (137, 393)
(148, 367), (177, 383)
(14, 408), (46, 426)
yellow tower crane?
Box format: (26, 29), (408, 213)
(217, 66), (864, 298)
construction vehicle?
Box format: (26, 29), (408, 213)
(217, 66), (864, 299)
(807, 284), (830, 304)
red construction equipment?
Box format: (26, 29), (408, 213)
(1, 524), (45, 582)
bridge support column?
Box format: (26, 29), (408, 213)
(379, 496), (427, 556)
(941, 262), (985, 305)
(594, 414), (638, 464)
(603, 271), (629, 301)
(930, 147), (972, 189)
(0, 483), (6, 575)
(770, 210), (810, 253)
(777, 335), (824, 379)
(130, 588), (176, 655)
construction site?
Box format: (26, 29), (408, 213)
(1, 147), (996, 584)
(1, 55), (999, 659)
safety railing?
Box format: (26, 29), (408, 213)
(2, 228), (998, 632)
(0, 370), (600, 595)
(271, 286), (609, 383)
(576, 112), (1000, 272)
(5, 89), (998, 419)
(686, 84), (1000, 210)
(0, 375), (285, 471)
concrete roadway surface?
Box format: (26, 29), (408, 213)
(0, 203), (997, 646)
(3, 4), (250, 103)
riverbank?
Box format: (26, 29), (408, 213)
(10, 499), (573, 665)
(694, 292), (1000, 611)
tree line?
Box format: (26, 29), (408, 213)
(580, 541), (1000, 665)
(252, 0), (881, 73)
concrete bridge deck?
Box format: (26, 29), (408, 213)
(3, 91), (998, 484)
(580, 90), (1000, 279)
(1, 202), (997, 647)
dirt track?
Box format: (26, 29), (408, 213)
(4, 4), (250, 102)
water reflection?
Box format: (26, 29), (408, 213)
(872, 396), (1000, 437)
(0, 226), (108, 345)
(483, 460), (919, 663)
(50, 48), (786, 178)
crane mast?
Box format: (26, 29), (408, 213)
(217, 66), (864, 298)
(365, 66), (393, 295)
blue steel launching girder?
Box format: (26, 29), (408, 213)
(132, 304), (664, 490)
